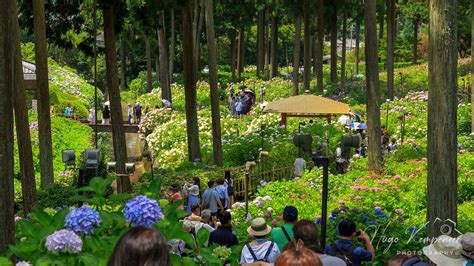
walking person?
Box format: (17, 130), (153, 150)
(224, 170), (234, 209)
(88, 107), (95, 124)
(215, 178), (229, 210)
(127, 104), (134, 124)
(202, 180), (224, 217)
(184, 177), (201, 216)
(134, 102), (142, 124)
(102, 105), (111, 125)
(259, 84), (266, 103)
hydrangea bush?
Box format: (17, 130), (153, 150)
(124, 195), (164, 227)
(45, 229), (83, 254)
(64, 206), (101, 236)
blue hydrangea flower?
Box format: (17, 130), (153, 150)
(316, 216), (322, 225)
(124, 195), (164, 227)
(65, 206), (101, 236)
(328, 215), (335, 221)
(397, 217), (404, 222)
(360, 213), (368, 219)
(408, 226), (417, 236)
(366, 220), (376, 225)
(45, 229), (83, 254)
(374, 207), (383, 216)
(331, 209), (339, 216)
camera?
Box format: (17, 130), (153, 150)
(354, 230), (361, 237)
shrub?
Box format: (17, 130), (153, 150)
(38, 182), (77, 209)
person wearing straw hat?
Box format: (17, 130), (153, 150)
(240, 217), (280, 264)
(459, 233), (474, 264)
(422, 235), (468, 265)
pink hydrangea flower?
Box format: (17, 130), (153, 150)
(355, 196), (362, 201)
(395, 208), (403, 214)
(271, 219), (278, 226)
(338, 200), (346, 205)
(392, 175), (401, 179)
(392, 186), (399, 191)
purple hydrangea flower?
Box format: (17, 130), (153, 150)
(65, 206), (101, 236)
(331, 209), (339, 216)
(124, 195), (164, 227)
(45, 229), (83, 254)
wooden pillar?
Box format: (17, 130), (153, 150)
(327, 114), (331, 124)
(281, 113), (288, 127)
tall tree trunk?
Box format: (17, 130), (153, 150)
(355, 18), (360, 75)
(312, 34), (317, 77)
(257, 9), (265, 76)
(330, 4), (338, 83)
(364, 0), (383, 172)
(303, 3), (311, 92)
(204, 0), (223, 166)
(292, 13), (303, 95)
(194, 7), (204, 82)
(237, 28), (245, 78)
(413, 17), (419, 64)
(103, 2), (131, 194)
(158, 12), (171, 102)
(341, 10), (347, 90)
(145, 38), (153, 92)
(0, 0), (16, 252)
(230, 33), (237, 81)
(33, 0), (54, 188)
(169, 9), (175, 82)
(386, 0), (395, 100)
(427, 0), (458, 238)
(378, 3), (384, 41)
(471, 0), (474, 133)
(264, 9), (270, 79)
(270, 0), (278, 79)
(316, 0), (324, 94)
(12, 0), (37, 215)
(120, 36), (127, 89)
(182, 0), (201, 161)
(155, 40), (160, 83)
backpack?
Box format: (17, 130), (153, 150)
(330, 243), (357, 266)
(281, 226), (292, 242)
(246, 242), (275, 263)
(225, 179), (234, 196)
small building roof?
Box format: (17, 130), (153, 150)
(263, 93), (351, 116)
(22, 60), (36, 81)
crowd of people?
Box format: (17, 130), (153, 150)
(107, 195), (474, 266)
(228, 83), (261, 118)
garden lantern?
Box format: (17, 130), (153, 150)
(62, 150), (76, 170)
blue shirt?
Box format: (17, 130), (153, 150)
(215, 185), (228, 208)
(324, 239), (372, 266)
(202, 188), (220, 213)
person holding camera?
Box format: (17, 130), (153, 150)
(324, 219), (375, 266)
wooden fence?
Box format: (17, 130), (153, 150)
(232, 165), (293, 199)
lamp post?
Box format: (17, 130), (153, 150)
(92, 0), (98, 149)
(399, 107), (407, 144)
(260, 123), (266, 152)
(319, 156), (330, 249)
(385, 99), (391, 131)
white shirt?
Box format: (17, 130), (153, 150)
(188, 185), (200, 196)
(293, 158), (306, 176)
(240, 241), (280, 264)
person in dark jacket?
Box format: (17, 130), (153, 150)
(209, 211), (238, 247)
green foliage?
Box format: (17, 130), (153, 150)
(38, 182), (77, 209)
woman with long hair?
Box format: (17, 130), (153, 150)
(108, 226), (170, 266)
(184, 177), (201, 215)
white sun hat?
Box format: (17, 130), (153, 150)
(422, 235), (468, 265)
